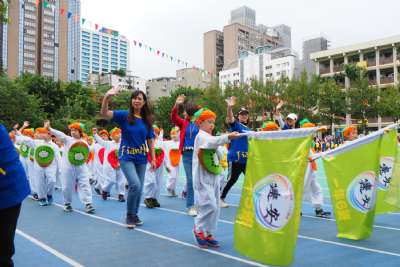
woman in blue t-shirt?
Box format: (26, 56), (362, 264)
(220, 96), (250, 208)
(101, 88), (156, 229)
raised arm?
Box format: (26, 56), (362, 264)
(170, 95), (185, 128)
(92, 130), (108, 147)
(200, 132), (240, 149)
(15, 131), (35, 147)
(226, 96), (236, 124)
(100, 87), (120, 120)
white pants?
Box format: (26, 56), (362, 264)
(144, 163), (164, 199)
(102, 167), (126, 195)
(166, 166), (179, 191)
(94, 163), (105, 191)
(194, 175), (220, 234)
(33, 165), (57, 200)
(27, 159), (37, 194)
(61, 164), (93, 205)
(303, 164), (324, 209)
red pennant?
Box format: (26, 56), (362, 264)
(95, 24), (99, 30)
(157, 50), (160, 55)
(60, 8), (65, 15)
(133, 40), (137, 46)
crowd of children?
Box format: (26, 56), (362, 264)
(7, 89), (364, 250)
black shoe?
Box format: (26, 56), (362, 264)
(144, 198), (154, 208)
(85, 203), (96, 214)
(64, 203), (73, 212)
(89, 178), (95, 185)
(94, 188), (101, 195)
(118, 194), (126, 202)
(132, 215), (143, 226)
(126, 214), (136, 229)
(32, 193), (39, 201)
(315, 208), (331, 218)
(101, 191), (108, 200)
(125, 184), (129, 190)
(153, 198), (161, 208)
(107, 192), (111, 197)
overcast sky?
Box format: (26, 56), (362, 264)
(81, 0), (399, 79)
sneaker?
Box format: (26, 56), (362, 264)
(167, 189), (177, 197)
(153, 198), (161, 208)
(144, 198), (154, 208)
(38, 199), (48, 206)
(206, 235), (220, 248)
(64, 203), (73, 212)
(89, 178), (95, 185)
(107, 192), (111, 197)
(101, 191), (108, 200)
(94, 188), (101, 195)
(32, 193), (39, 201)
(132, 215), (143, 226)
(118, 194), (126, 202)
(85, 203), (96, 214)
(315, 208), (331, 218)
(219, 199), (229, 208)
(193, 230), (208, 248)
(126, 214), (137, 229)
(47, 195), (53, 205)
(188, 207), (198, 217)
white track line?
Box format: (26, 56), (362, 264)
(52, 203), (269, 267)
(100, 196), (400, 257)
(16, 229), (84, 267)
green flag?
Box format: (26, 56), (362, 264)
(234, 129), (315, 266)
(385, 144), (400, 208)
(323, 133), (381, 240)
(376, 129), (399, 214)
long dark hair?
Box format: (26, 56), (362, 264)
(127, 90), (153, 129)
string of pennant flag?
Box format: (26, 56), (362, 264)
(34, 0), (217, 78)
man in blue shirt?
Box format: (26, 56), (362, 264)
(0, 123), (30, 267)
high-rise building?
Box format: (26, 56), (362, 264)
(6, 0), (79, 81)
(230, 6), (256, 28)
(302, 37), (329, 76)
(204, 6), (290, 75)
(0, 14), (6, 72)
(203, 30), (223, 75)
(67, 0), (80, 81)
(80, 27), (129, 84)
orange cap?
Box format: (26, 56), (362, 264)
(22, 128), (35, 137)
(110, 128), (121, 137)
(35, 127), (49, 134)
(195, 109), (216, 125)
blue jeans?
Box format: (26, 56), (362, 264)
(120, 160), (147, 216)
(182, 151), (194, 208)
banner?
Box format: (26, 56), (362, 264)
(376, 129), (399, 214)
(322, 133), (381, 240)
(385, 144), (400, 208)
(234, 128), (316, 266)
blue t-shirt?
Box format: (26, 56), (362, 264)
(112, 110), (155, 164)
(227, 121), (248, 164)
(183, 122), (199, 151)
(0, 124), (30, 209)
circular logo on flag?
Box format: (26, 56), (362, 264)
(253, 173), (295, 231)
(378, 157), (394, 191)
(347, 171), (376, 213)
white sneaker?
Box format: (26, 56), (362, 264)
(219, 199), (229, 208)
(188, 207), (198, 217)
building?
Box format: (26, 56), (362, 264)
(6, 0), (78, 81)
(176, 67), (212, 89)
(204, 6), (290, 76)
(229, 5), (256, 28)
(310, 35), (400, 88)
(311, 35), (400, 127)
(146, 77), (177, 100)
(88, 73), (146, 92)
(203, 30), (223, 75)
(302, 37), (329, 76)
(80, 27), (129, 84)
(219, 47), (297, 90)
(0, 13), (6, 72)
(67, 0), (81, 81)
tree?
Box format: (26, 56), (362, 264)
(318, 78), (347, 128)
(0, 75), (46, 128)
(111, 69), (126, 77)
(377, 85), (400, 121)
